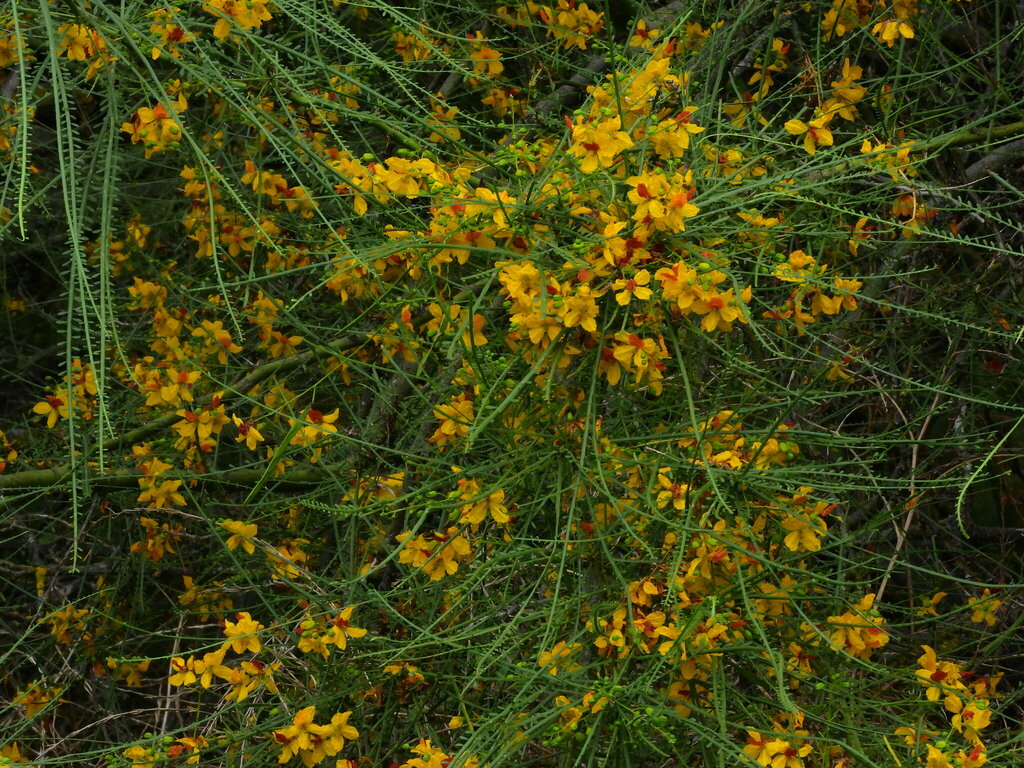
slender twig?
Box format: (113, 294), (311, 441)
(160, 614), (186, 734)
(964, 136), (1024, 182)
(875, 348), (956, 603)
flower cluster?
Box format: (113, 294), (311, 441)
(6, 3), (1019, 768)
(121, 94), (187, 159)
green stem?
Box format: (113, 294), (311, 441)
(914, 118), (1024, 153)
(0, 462), (356, 492)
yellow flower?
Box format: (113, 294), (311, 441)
(952, 698), (992, 744)
(273, 705), (321, 764)
(872, 18), (914, 47)
(55, 24), (113, 76)
(131, 516), (182, 560)
(780, 504), (828, 552)
(427, 101), (461, 144)
(402, 739), (455, 768)
(122, 97), (187, 158)
(428, 393), (475, 449)
(826, 593), (889, 659)
(560, 284), (600, 332)
(0, 742), (36, 768)
(195, 648), (231, 688)
(267, 538), (310, 580)
(397, 527), (473, 581)
(274, 708), (358, 765)
(289, 408), (340, 449)
(231, 415), (265, 450)
(457, 477), (511, 526)
(604, 332), (667, 394)
(392, 26), (436, 62)
(537, 641), (582, 676)
(655, 468), (689, 511)
(784, 112), (834, 155)
(824, 58), (866, 121)
(648, 108), (705, 158)
(915, 645), (967, 702)
(955, 744), (987, 768)
(924, 744), (953, 768)
(498, 260), (541, 302)
(32, 391), (69, 428)
(916, 591), (947, 617)
(655, 262), (700, 311)
(628, 19), (660, 49)
(191, 320), (242, 364)
(222, 612), (264, 654)
(567, 116), (634, 174)
(590, 607), (630, 658)
(148, 8), (195, 60)
(155, 368), (201, 407)
(612, 269), (653, 305)
(203, 0), (273, 41)
(968, 588), (1001, 626)
(467, 32), (504, 83)
(168, 656), (198, 687)
(325, 606), (368, 650)
(265, 331), (303, 358)
(548, 1), (605, 50)
(220, 520), (258, 554)
(316, 710), (359, 760)
(122, 745), (157, 768)
(626, 170), (700, 232)
(168, 735), (208, 765)
(894, 725), (935, 747)
(690, 285), (751, 333)
(481, 86), (525, 117)
(44, 604), (89, 646)
(555, 695), (584, 731)
(743, 732), (785, 765)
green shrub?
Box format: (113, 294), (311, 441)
(1, 1), (1022, 767)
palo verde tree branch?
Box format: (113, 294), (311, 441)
(0, 463), (352, 492)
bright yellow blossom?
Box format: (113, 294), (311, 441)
(203, 0), (273, 41)
(612, 269), (653, 305)
(220, 520), (258, 554)
(784, 112), (834, 155)
(32, 391), (69, 428)
(968, 589), (1001, 627)
(231, 415), (265, 450)
(567, 116), (634, 174)
(222, 612), (264, 654)
(872, 18), (914, 47)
